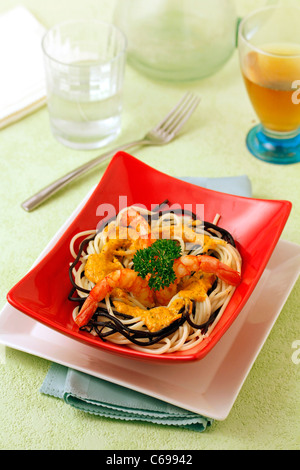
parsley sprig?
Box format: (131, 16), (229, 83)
(133, 239), (182, 291)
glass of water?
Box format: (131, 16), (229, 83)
(42, 20), (127, 150)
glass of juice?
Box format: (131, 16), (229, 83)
(42, 20), (127, 150)
(238, 5), (300, 164)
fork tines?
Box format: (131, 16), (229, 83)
(154, 92), (201, 135)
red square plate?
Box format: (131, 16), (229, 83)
(7, 152), (292, 363)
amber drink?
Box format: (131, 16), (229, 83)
(238, 6), (300, 164)
(242, 44), (300, 134)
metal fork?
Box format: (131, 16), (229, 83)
(21, 92), (200, 212)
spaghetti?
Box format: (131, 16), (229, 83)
(68, 202), (242, 354)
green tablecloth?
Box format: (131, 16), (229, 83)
(0, 0), (299, 450)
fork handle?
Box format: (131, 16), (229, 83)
(21, 139), (147, 212)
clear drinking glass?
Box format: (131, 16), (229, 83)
(238, 5), (300, 164)
(42, 20), (127, 150)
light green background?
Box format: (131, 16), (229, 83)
(0, 0), (299, 450)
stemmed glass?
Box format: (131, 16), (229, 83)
(238, 5), (300, 164)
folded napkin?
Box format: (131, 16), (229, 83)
(40, 175), (252, 431)
(41, 363), (213, 432)
(180, 175), (252, 197)
(0, 6), (46, 129)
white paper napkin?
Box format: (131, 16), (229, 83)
(0, 6), (47, 129)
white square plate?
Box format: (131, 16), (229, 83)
(0, 192), (299, 420)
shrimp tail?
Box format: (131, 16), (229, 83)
(75, 278), (113, 328)
(75, 295), (98, 328)
(198, 256), (241, 286)
(215, 262), (241, 286)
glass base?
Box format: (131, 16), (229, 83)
(246, 125), (300, 165)
(53, 130), (120, 150)
(49, 116), (121, 150)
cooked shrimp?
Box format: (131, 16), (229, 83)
(156, 254), (241, 306)
(154, 283), (178, 306)
(113, 255), (241, 330)
(119, 208), (154, 247)
(173, 255), (241, 286)
(74, 268), (155, 328)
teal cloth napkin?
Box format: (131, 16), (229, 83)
(40, 175), (252, 432)
(40, 363), (213, 432)
(180, 175), (252, 197)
